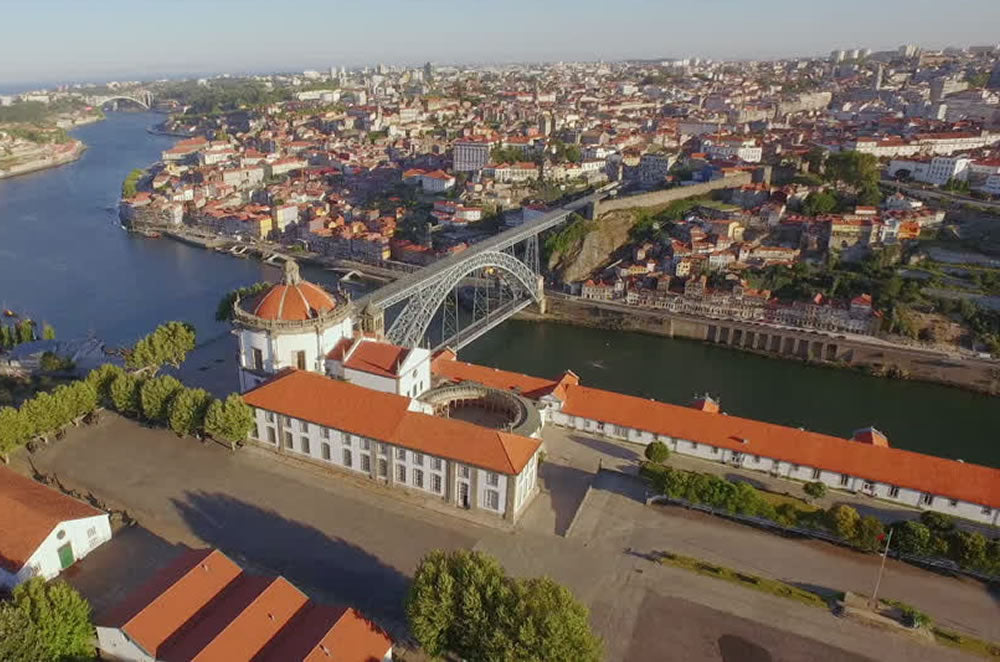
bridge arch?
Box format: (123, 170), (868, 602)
(385, 250), (540, 347)
(93, 94), (151, 110)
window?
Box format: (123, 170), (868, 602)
(812, 468), (822, 480)
(396, 465), (407, 483)
(863, 480), (875, 492)
(284, 431), (293, 448)
(87, 527), (97, 538)
(57, 530), (66, 540)
(360, 437), (370, 450)
(485, 490), (500, 510)
(361, 454), (371, 473)
(396, 448), (406, 460)
(949, 499), (958, 508)
(343, 434), (352, 447)
(920, 493), (934, 506)
(301, 437), (310, 454)
(267, 427), (276, 444)
(432, 474), (442, 493)
(343, 449), (353, 468)
(486, 472), (499, 487)
(840, 474), (850, 486)
(295, 350), (307, 370)
(252, 423), (259, 439)
(711, 446), (718, 455)
(413, 452), (424, 466)
(459, 465), (470, 479)
(252, 347), (264, 371)
(415, 469), (424, 488)
(321, 427), (330, 439)
(888, 485), (900, 498)
(378, 458), (388, 477)
(431, 457), (442, 471)
(753, 455), (761, 463)
(378, 442), (387, 455)
(690, 441), (698, 449)
(982, 506), (993, 516)
(321, 443), (331, 460)
(265, 411), (274, 423)
(300, 420), (309, 433)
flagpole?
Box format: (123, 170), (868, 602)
(868, 527), (893, 610)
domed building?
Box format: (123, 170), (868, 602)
(232, 260), (353, 391)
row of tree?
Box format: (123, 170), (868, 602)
(641, 463), (1000, 575)
(124, 321), (197, 372)
(407, 549), (602, 661)
(0, 320), (55, 350)
(0, 379), (98, 462)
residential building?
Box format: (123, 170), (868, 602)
(452, 137), (493, 172)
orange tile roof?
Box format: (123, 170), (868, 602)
(431, 355), (560, 399)
(344, 340), (409, 378)
(251, 281), (336, 321)
(0, 466), (104, 573)
(243, 370), (539, 474)
(256, 605), (393, 662)
(102, 548), (244, 657)
(560, 385), (1000, 508)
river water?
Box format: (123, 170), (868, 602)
(1, 113), (997, 466)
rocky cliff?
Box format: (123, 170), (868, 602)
(546, 209), (638, 283)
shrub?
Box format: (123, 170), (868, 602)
(644, 441), (670, 464)
(803, 481), (827, 500)
(826, 504), (861, 541)
(890, 520), (932, 556)
(39, 351), (74, 373)
(854, 515), (886, 552)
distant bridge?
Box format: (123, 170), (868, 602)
(355, 186), (615, 351)
(86, 90), (154, 110)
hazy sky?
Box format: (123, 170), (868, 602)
(2, 0), (998, 86)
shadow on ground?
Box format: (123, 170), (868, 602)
(171, 490), (411, 638)
(569, 435), (640, 462)
(537, 462), (594, 536)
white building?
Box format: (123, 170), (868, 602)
(0, 466), (112, 589)
(452, 137), (493, 172)
(887, 156), (971, 186)
(97, 548), (393, 662)
(702, 136), (762, 163)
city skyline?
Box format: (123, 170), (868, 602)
(2, 0), (1000, 86)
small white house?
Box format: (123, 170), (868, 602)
(0, 466), (112, 589)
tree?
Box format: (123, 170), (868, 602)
(919, 510), (955, 535)
(20, 392), (60, 441)
(827, 504), (861, 540)
(216, 282), (270, 321)
(110, 373), (144, 416)
(947, 530), (988, 569)
(86, 363), (126, 405)
(204, 393), (254, 448)
(644, 441), (670, 464)
(167, 387), (214, 437)
(0, 577), (94, 662)
(406, 550), (601, 662)
(857, 182), (882, 206)
(0, 406), (31, 463)
(126, 321), (196, 372)
(16, 319), (35, 345)
(801, 190), (837, 216)
(41, 323), (56, 340)
(121, 168), (143, 198)
(53, 381), (98, 423)
(890, 520), (932, 556)
(825, 151), (880, 190)
(854, 515), (886, 552)
(140, 375), (184, 423)
(803, 481), (827, 501)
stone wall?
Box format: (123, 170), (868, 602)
(595, 172), (753, 217)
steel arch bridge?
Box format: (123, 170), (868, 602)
(87, 92), (153, 109)
(354, 185), (618, 351)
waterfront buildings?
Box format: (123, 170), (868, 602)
(96, 548), (392, 662)
(0, 466), (112, 589)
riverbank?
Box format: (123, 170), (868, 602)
(517, 294), (1000, 396)
(0, 138), (87, 180)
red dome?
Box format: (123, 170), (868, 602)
(251, 280), (336, 321)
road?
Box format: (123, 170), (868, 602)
(19, 414), (993, 661)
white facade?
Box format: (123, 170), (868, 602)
(888, 156), (971, 186)
(549, 411), (1000, 527)
(0, 514), (111, 589)
(248, 407), (538, 520)
(237, 318), (352, 392)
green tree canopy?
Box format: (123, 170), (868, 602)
(86, 363), (127, 405)
(644, 441), (670, 464)
(167, 387), (215, 437)
(825, 151), (880, 190)
(126, 321), (196, 372)
(0, 406), (32, 463)
(0, 577), (94, 662)
(204, 393), (254, 448)
(140, 375), (184, 423)
(826, 504), (861, 540)
(803, 481), (827, 500)
(110, 373), (144, 416)
(890, 520), (932, 556)
(215, 282), (270, 321)
(406, 549), (601, 662)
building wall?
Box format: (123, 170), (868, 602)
(96, 627), (155, 662)
(597, 172), (753, 216)
(549, 411), (1000, 526)
(0, 514), (112, 590)
(239, 319), (352, 387)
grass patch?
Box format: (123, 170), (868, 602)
(932, 627), (1000, 658)
(654, 550), (828, 609)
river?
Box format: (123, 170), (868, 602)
(1, 113), (997, 467)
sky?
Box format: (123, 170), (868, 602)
(1, 0), (999, 87)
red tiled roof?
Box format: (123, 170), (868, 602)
(431, 355), (561, 399)
(0, 466), (104, 573)
(243, 370), (539, 474)
(560, 385), (1000, 508)
(344, 340), (409, 379)
(255, 604), (393, 662)
(250, 281), (336, 321)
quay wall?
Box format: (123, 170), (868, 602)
(522, 294), (1000, 395)
(595, 172), (753, 216)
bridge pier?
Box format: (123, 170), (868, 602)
(536, 276), (546, 315)
(359, 304), (385, 338)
